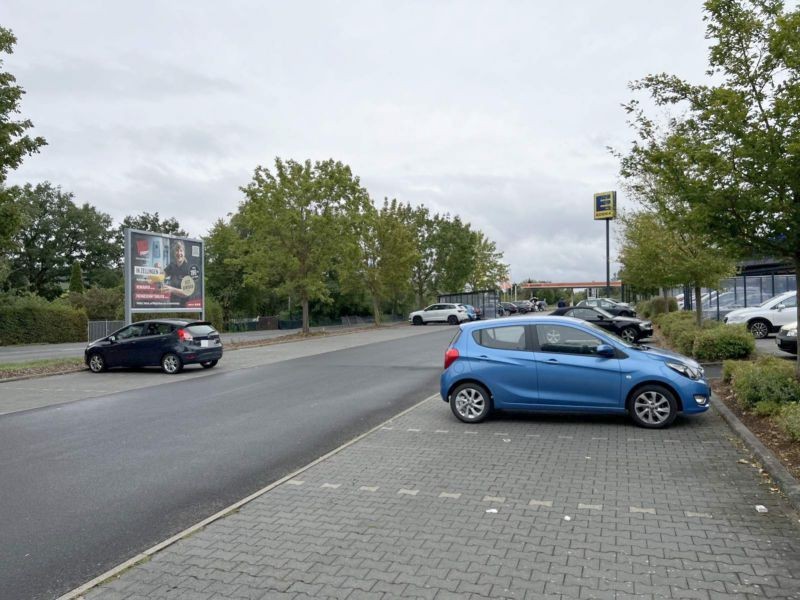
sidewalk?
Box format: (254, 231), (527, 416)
(77, 398), (800, 599)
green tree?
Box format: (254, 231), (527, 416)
(6, 183), (116, 298)
(619, 211), (735, 324)
(408, 206), (440, 307)
(205, 217), (247, 329)
(346, 198), (418, 324)
(69, 260), (84, 293)
(467, 231), (509, 291)
(620, 0), (800, 372)
(0, 27), (47, 285)
(238, 158), (371, 333)
(433, 215), (476, 294)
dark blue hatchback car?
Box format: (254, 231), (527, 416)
(440, 316), (710, 428)
(85, 319), (223, 374)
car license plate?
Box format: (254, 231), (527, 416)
(201, 340), (209, 348)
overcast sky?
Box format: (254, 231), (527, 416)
(3, 1), (711, 284)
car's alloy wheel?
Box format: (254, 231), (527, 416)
(447, 315), (459, 325)
(201, 360), (218, 369)
(88, 353), (106, 373)
(450, 382), (492, 423)
(620, 326), (638, 343)
(161, 353), (183, 374)
(748, 319), (770, 339)
(412, 316), (423, 326)
(630, 385), (677, 428)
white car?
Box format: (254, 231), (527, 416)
(409, 303), (469, 326)
(723, 291), (797, 338)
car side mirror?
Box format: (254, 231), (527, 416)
(596, 344), (615, 357)
(776, 303), (786, 311)
(108, 335), (116, 342)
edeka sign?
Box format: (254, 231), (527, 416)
(125, 229), (204, 312)
(593, 191), (617, 220)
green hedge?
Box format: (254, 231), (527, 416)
(637, 296), (679, 318)
(655, 312), (753, 360)
(778, 404), (800, 441)
(0, 296), (87, 345)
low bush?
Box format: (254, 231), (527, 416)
(692, 325), (754, 361)
(0, 295), (87, 345)
(726, 356), (800, 408)
(753, 400), (784, 417)
(778, 403), (800, 441)
(637, 297), (679, 319)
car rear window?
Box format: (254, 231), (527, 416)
(472, 326), (527, 351)
(187, 325), (217, 336)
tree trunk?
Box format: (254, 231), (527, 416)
(694, 285), (702, 327)
(794, 263), (800, 379)
(372, 296), (382, 326)
(662, 287), (669, 313)
(301, 296), (310, 334)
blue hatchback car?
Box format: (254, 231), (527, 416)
(440, 316), (710, 428)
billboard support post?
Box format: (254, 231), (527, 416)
(124, 228), (132, 325)
(593, 191), (617, 299)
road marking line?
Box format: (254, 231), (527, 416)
(578, 503), (602, 510)
(558, 435), (573, 439)
(434, 429), (449, 433)
(407, 428), (421, 432)
(685, 511), (712, 518)
(285, 480), (304, 486)
(526, 434), (540, 437)
(493, 432), (509, 436)
(398, 489), (419, 496)
(321, 483), (340, 489)
(381, 427), (394, 430)
(591, 437), (608, 441)
(464, 431), (478, 435)
(630, 506), (656, 514)
(483, 496), (505, 503)
(529, 500), (553, 507)
(439, 492), (461, 499)
(359, 486), (379, 492)
(55, 393), (441, 600)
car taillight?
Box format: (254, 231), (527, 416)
(444, 348), (459, 370)
(177, 328), (193, 342)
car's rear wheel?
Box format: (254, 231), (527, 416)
(88, 353), (106, 373)
(447, 315), (459, 325)
(412, 316), (423, 326)
(450, 382), (492, 423)
(201, 360), (218, 369)
(629, 384), (677, 429)
(748, 319), (770, 339)
(620, 326), (638, 343)
(161, 353), (183, 374)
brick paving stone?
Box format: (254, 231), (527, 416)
(82, 399), (800, 599)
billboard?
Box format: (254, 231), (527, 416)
(124, 229), (204, 315)
(593, 191), (617, 220)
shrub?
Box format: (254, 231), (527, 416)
(692, 325), (754, 361)
(778, 403), (800, 441)
(649, 296), (679, 316)
(636, 300), (653, 318)
(67, 287), (124, 320)
(753, 400), (783, 417)
(728, 357), (800, 408)
(0, 295), (87, 345)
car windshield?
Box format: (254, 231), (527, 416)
(594, 307), (615, 319)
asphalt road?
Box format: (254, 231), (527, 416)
(0, 327), (453, 600)
(755, 333), (796, 359)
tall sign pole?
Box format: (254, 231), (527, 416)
(593, 191), (617, 297)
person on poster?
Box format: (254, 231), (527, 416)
(162, 240), (196, 304)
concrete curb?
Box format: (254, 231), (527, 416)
(713, 395), (800, 514)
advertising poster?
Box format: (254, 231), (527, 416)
(126, 230), (204, 312)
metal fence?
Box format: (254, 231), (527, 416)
(87, 320), (124, 342)
(437, 290), (500, 320)
(672, 274), (797, 320)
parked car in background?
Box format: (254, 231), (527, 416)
(459, 304), (478, 321)
(723, 291), (797, 338)
(577, 298), (636, 317)
(511, 300), (534, 314)
(776, 321), (797, 355)
(440, 316), (710, 428)
(550, 306), (653, 343)
(85, 320), (223, 374)
(409, 303), (469, 325)
(499, 302), (518, 315)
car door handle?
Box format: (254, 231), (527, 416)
(546, 358), (559, 363)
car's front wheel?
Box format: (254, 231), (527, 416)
(88, 353), (106, 373)
(629, 385), (677, 429)
(201, 360), (218, 369)
(450, 382), (492, 423)
(748, 319), (770, 339)
(412, 316), (423, 326)
(620, 326), (638, 343)
(447, 315), (459, 325)
(161, 353), (183, 374)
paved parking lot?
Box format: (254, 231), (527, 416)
(83, 398), (800, 600)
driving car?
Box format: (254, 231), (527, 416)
(723, 291), (797, 338)
(777, 321), (798, 355)
(459, 304), (478, 321)
(550, 305), (653, 343)
(440, 316), (710, 428)
(409, 303), (469, 325)
(85, 320), (223, 374)
(576, 298), (636, 317)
